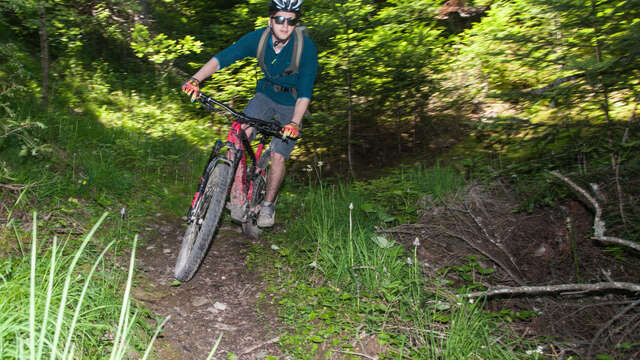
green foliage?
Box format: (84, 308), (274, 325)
(298, 0), (448, 166)
(1, 0), (638, 358)
(444, 254), (496, 284)
(131, 24), (203, 74)
(155, 0), (453, 168)
(353, 163), (464, 223)
(0, 40), (52, 170)
(456, 0), (639, 116)
(460, 109), (640, 215)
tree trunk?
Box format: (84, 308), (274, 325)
(345, 20), (356, 179)
(346, 67), (355, 179)
(38, 2), (49, 107)
(590, 0), (627, 227)
(590, 0), (615, 165)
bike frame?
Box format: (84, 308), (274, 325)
(226, 120), (269, 216)
(185, 93), (286, 224)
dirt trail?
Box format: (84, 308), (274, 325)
(132, 216), (284, 360)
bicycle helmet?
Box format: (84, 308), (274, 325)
(269, 0), (303, 15)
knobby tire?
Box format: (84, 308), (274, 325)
(242, 172), (267, 238)
(242, 151), (270, 239)
(174, 163), (231, 281)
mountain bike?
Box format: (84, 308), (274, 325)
(174, 92), (293, 282)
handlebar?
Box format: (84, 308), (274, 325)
(195, 92), (297, 140)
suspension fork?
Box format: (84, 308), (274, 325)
(228, 122), (253, 209)
(185, 139), (237, 223)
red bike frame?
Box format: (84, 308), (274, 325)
(226, 121), (268, 215)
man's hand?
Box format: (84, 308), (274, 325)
(282, 122), (300, 139)
(182, 78), (200, 102)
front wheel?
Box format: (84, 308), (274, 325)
(174, 163), (231, 281)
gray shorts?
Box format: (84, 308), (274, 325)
(244, 92), (298, 160)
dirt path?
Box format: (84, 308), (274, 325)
(132, 216), (285, 360)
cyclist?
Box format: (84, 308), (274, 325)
(182, 0), (318, 228)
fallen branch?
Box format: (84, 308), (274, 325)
(465, 203), (519, 269)
(463, 174), (640, 298)
(335, 350), (379, 360)
(0, 183), (33, 191)
(596, 236), (640, 252)
(550, 171), (640, 253)
(464, 282), (640, 298)
(239, 336), (280, 356)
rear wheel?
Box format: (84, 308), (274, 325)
(174, 163), (231, 281)
(242, 171), (267, 239)
(242, 151), (270, 238)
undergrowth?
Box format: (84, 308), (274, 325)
(0, 213), (159, 358)
(248, 164), (541, 359)
(1, 38), (221, 358)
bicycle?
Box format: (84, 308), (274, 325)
(174, 92), (294, 282)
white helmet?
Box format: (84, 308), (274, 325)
(269, 0), (302, 15)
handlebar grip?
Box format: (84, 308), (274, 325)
(281, 133), (301, 141)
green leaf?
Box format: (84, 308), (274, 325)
(361, 202), (376, 212)
(595, 355), (614, 360)
(371, 235), (394, 248)
(310, 335), (324, 343)
(434, 302), (451, 311)
(477, 267), (496, 275)
(382, 215), (396, 223)
(433, 313), (450, 323)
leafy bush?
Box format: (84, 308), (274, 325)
(0, 42), (51, 162)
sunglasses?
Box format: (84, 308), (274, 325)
(271, 16), (299, 26)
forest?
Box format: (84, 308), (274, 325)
(1, 0), (639, 359)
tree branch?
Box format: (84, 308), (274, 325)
(550, 171), (640, 252)
(239, 336), (280, 356)
(465, 282), (640, 298)
(595, 236), (640, 253)
(529, 73), (585, 95)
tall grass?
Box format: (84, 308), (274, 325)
(0, 212), (166, 359)
(426, 302), (521, 359)
(293, 164), (464, 293)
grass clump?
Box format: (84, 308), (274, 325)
(0, 212), (168, 359)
